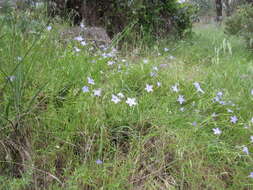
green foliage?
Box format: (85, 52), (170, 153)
(189, 0), (215, 16)
(225, 4), (253, 49)
(1, 8), (253, 190)
(50, 0), (196, 40)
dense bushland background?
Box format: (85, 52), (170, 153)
(47, 0), (196, 41)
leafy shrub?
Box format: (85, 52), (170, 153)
(225, 4), (253, 49)
(189, 0), (215, 16)
(48, 0), (196, 41)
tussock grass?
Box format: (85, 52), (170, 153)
(0, 10), (253, 190)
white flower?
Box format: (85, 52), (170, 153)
(230, 116), (238, 124)
(178, 0), (185, 3)
(126, 98), (137, 107)
(180, 107), (185, 112)
(80, 23), (85, 28)
(81, 41), (87, 46)
(74, 47), (81, 52)
(177, 95), (185, 104)
(93, 89), (102, 97)
(87, 77), (95, 85)
(227, 108), (233, 113)
(171, 84), (179, 92)
(250, 136), (253, 143)
(82, 86), (89, 93)
(111, 94), (121, 104)
(169, 55), (175, 60)
(193, 82), (204, 94)
(145, 84), (153, 93)
(108, 60), (115, 66)
(152, 66), (158, 71)
(150, 71), (157, 77)
(46, 26), (52, 31)
(143, 59), (148, 64)
(213, 128), (222, 135)
(74, 36), (84, 42)
(164, 47), (169, 52)
(243, 146), (249, 155)
(157, 82), (161, 87)
(117, 92), (125, 98)
(251, 89), (253, 95)
(7, 76), (16, 82)
(17, 56), (22, 61)
(212, 113), (218, 117)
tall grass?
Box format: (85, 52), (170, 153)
(0, 9), (253, 190)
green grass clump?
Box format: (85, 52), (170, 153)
(0, 10), (253, 190)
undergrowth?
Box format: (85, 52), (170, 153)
(0, 10), (253, 190)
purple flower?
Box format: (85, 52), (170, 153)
(230, 116), (238, 124)
(74, 36), (84, 42)
(249, 172), (253, 178)
(111, 94), (121, 104)
(177, 95), (185, 104)
(145, 84), (153, 93)
(171, 84), (179, 92)
(47, 26), (52, 31)
(213, 128), (222, 135)
(82, 86), (89, 93)
(193, 82), (204, 94)
(150, 71), (157, 77)
(243, 146), (249, 155)
(96, 159), (103, 164)
(192, 121), (197, 127)
(108, 60), (116, 66)
(87, 77), (95, 85)
(217, 91), (223, 97)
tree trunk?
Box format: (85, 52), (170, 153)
(246, 0), (253, 4)
(224, 0), (232, 17)
(215, 0), (223, 22)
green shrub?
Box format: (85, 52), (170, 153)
(225, 4), (253, 49)
(48, 0), (196, 41)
